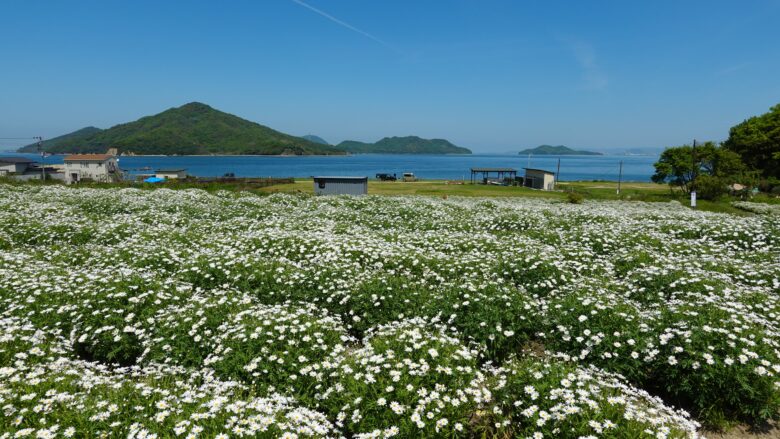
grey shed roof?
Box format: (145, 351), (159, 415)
(524, 168), (555, 174)
(313, 176), (368, 180)
(0, 157), (35, 164)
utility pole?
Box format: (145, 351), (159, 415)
(691, 139), (697, 209)
(556, 158), (561, 190)
(617, 160), (623, 195)
(34, 136), (44, 181)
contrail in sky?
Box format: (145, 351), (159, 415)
(290, 0), (400, 54)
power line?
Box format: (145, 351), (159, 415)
(0, 137), (37, 140)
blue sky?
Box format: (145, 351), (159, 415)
(1, 0), (779, 153)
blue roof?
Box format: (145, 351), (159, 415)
(144, 177), (166, 183)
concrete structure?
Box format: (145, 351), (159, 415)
(470, 167), (517, 184)
(523, 168), (556, 190)
(313, 176), (368, 196)
(10, 170), (63, 182)
(155, 169), (187, 179)
(63, 154), (122, 184)
(0, 157), (36, 176)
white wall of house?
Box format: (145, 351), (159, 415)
(64, 158), (119, 184)
(0, 163), (30, 175)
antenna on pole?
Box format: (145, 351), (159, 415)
(691, 139), (697, 209)
(34, 136), (44, 181)
(617, 160), (623, 195)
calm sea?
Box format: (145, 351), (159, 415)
(3, 153), (658, 182)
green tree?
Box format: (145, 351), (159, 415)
(652, 142), (747, 197)
(723, 104), (780, 178)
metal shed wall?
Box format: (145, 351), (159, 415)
(313, 177), (368, 196)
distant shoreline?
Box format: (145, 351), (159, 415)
(3, 151), (657, 157)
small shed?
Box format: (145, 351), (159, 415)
(155, 169), (187, 179)
(470, 167), (517, 184)
(523, 168), (555, 190)
(313, 176), (368, 196)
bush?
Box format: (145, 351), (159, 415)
(694, 175), (728, 200)
(204, 303), (353, 398)
(487, 358), (700, 438)
(544, 292), (649, 383)
(439, 284), (541, 362)
(317, 318), (484, 437)
(650, 303), (780, 426)
(566, 191), (584, 204)
(343, 275), (437, 337)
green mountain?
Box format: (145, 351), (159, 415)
(20, 103), (345, 156)
(20, 126), (104, 152)
(302, 134), (330, 145)
(518, 145), (602, 156)
(336, 136), (471, 154)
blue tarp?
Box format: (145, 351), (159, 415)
(144, 177), (165, 183)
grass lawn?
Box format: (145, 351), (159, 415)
(5, 176), (768, 215)
(259, 179), (567, 199)
(258, 179), (759, 215)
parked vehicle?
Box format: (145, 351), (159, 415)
(403, 172), (417, 182)
(376, 173), (397, 181)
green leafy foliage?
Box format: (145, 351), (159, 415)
(652, 141), (747, 197)
(724, 103), (780, 178)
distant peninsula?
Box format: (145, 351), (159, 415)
(518, 145), (602, 156)
(20, 102), (345, 156)
(337, 136), (472, 154)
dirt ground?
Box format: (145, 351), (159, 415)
(705, 420), (780, 439)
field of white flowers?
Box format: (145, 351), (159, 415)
(1, 184), (778, 438)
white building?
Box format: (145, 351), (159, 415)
(155, 169), (187, 179)
(0, 157), (36, 176)
(523, 168), (556, 191)
(64, 154), (121, 184)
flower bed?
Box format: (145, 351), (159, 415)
(2, 185), (779, 437)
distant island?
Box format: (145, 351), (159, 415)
(20, 102), (345, 156)
(518, 145), (602, 156)
(337, 136), (472, 154)
(301, 135), (330, 145)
